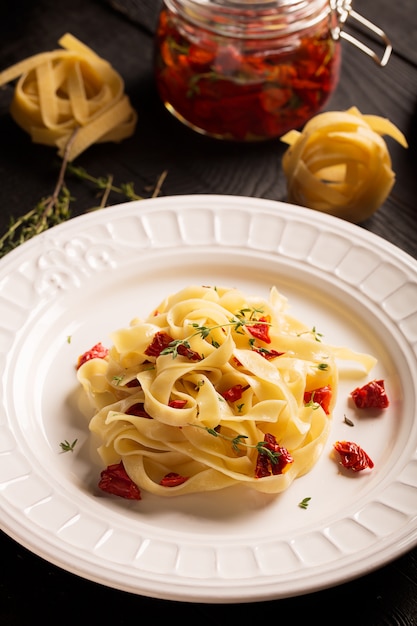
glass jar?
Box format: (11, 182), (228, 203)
(154, 0), (391, 142)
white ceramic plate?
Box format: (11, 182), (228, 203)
(1, 195), (417, 603)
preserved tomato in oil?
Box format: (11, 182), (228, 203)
(154, 0), (342, 141)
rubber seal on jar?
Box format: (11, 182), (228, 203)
(331, 0), (392, 67)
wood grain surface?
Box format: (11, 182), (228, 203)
(1, 1), (416, 624)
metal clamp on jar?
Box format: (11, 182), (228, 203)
(154, 0), (392, 141)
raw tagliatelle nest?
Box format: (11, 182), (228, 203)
(281, 107), (408, 223)
(0, 33), (137, 161)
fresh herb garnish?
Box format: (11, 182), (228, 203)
(0, 133), (167, 258)
(297, 326), (323, 342)
(161, 312), (271, 358)
(190, 424), (281, 465)
(304, 391), (320, 410)
(59, 438), (78, 453)
(298, 497), (311, 509)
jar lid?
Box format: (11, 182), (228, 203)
(164, 0), (392, 65)
(165, 0), (332, 38)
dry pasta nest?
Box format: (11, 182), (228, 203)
(281, 107), (408, 223)
(0, 33), (137, 161)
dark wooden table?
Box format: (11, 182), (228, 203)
(1, 1), (416, 624)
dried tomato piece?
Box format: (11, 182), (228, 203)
(144, 331), (174, 357)
(169, 399), (187, 408)
(304, 385), (332, 414)
(76, 342), (109, 369)
(160, 472), (189, 487)
(155, 7), (340, 141)
(260, 86), (292, 112)
(247, 316), (271, 343)
(126, 403), (152, 418)
(125, 378), (141, 388)
(351, 379), (389, 409)
(222, 384), (249, 402)
(176, 343), (202, 361)
(255, 433), (294, 478)
(144, 332), (201, 361)
(98, 462), (141, 500)
(188, 43), (216, 69)
(333, 441), (374, 472)
(252, 347), (285, 360)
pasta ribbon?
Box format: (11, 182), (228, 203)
(0, 33), (137, 161)
(77, 285), (377, 498)
(281, 107), (408, 223)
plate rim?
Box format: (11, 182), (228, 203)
(1, 194), (417, 603)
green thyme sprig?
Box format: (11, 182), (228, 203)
(297, 326), (323, 342)
(304, 391), (320, 410)
(0, 187), (72, 257)
(0, 130), (168, 258)
(67, 164), (143, 205)
(161, 312), (270, 358)
(237, 306), (265, 320)
(68, 165), (168, 207)
(298, 497), (311, 509)
(0, 131), (78, 258)
(59, 438), (78, 453)
(190, 423), (281, 465)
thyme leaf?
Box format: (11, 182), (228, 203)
(161, 339), (192, 359)
(60, 439), (78, 453)
(190, 423), (281, 464)
(0, 186), (72, 258)
(298, 497), (311, 509)
(0, 133), (167, 258)
(297, 326), (323, 342)
(160, 313), (271, 358)
(67, 164), (143, 204)
(304, 391), (320, 410)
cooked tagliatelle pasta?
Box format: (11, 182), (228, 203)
(0, 33), (137, 161)
(77, 285), (377, 498)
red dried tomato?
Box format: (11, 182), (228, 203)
(168, 399), (187, 408)
(160, 472), (189, 487)
(76, 342), (109, 370)
(144, 332), (201, 361)
(154, 7), (340, 141)
(125, 378), (141, 388)
(176, 343), (202, 361)
(304, 385), (332, 414)
(247, 316), (271, 343)
(252, 347), (285, 360)
(98, 462), (141, 500)
(255, 433), (294, 478)
(222, 384), (250, 402)
(333, 441), (374, 472)
(351, 379), (389, 409)
(189, 44), (216, 69)
(144, 331), (173, 357)
(126, 403), (152, 418)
